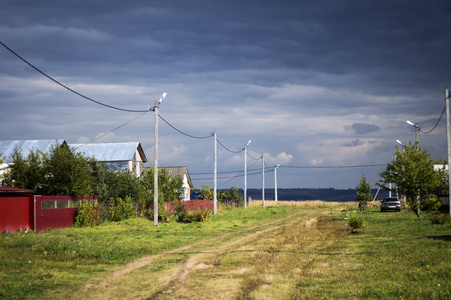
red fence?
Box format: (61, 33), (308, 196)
(165, 200), (213, 214)
(34, 195), (98, 232)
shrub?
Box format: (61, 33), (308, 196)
(108, 196), (136, 222)
(74, 200), (100, 227)
(430, 213), (451, 225)
(145, 203), (170, 223)
(345, 210), (367, 230)
(174, 204), (212, 223)
(421, 196), (441, 212)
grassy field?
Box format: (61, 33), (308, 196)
(0, 201), (450, 299)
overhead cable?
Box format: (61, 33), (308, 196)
(281, 164), (386, 169)
(217, 139), (244, 153)
(0, 41), (149, 113)
(158, 114), (212, 139)
(420, 106), (446, 134)
(76, 110), (150, 148)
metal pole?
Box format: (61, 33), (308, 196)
(244, 145), (247, 209)
(445, 88), (451, 217)
(262, 155), (265, 207)
(415, 123), (420, 149)
(274, 165), (279, 201)
(153, 104), (159, 226)
(213, 130), (217, 215)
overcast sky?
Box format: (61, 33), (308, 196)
(1, 1), (450, 193)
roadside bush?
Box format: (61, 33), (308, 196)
(430, 213), (451, 225)
(345, 210), (367, 230)
(174, 203), (211, 223)
(108, 196), (136, 222)
(74, 200), (100, 227)
(145, 203), (170, 223)
(420, 196), (441, 212)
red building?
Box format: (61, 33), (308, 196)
(0, 186), (97, 233)
(0, 186), (34, 232)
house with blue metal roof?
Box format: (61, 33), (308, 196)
(70, 142), (147, 176)
(0, 139), (66, 175)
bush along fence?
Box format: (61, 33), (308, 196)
(164, 200), (214, 215)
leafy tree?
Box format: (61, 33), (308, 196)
(42, 145), (94, 196)
(3, 149), (45, 192)
(3, 145), (95, 196)
(378, 143), (440, 217)
(355, 174), (372, 211)
(140, 166), (183, 204)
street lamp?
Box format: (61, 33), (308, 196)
(244, 140), (251, 209)
(153, 92), (167, 226)
(396, 139), (405, 152)
(406, 120), (420, 149)
(274, 164), (280, 201)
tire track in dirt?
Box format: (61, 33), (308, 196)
(80, 210), (317, 298)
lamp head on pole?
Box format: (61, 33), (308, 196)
(154, 92), (167, 107)
(396, 140), (403, 145)
(246, 140), (251, 146)
(406, 120), (415, 126)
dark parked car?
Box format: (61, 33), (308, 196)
(380, 197), (401, 212)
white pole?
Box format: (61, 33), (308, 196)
(213, 130), (217, 215)
(262, 155), (265, 207)
(153, 93), (166, 226)
(274, 164), (279, 201)
(244, 146), (247, 209)
(153, 104), (159, 226)
(244, 140), (251, 209)
(445, 88), (451, 217)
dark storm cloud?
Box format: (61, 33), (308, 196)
(1, 0), (451, 189)
(348, 123), (381, 135)
(342, 139), (363, 147)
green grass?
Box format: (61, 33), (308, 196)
(1, 203), (450, 299)
(0, 205), (305, 300)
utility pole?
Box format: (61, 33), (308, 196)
(274, 164), (280, 201)
(407, 120), (420, 149)
(262, 154), (265, 207)
(213, 130), (217, 215)
(153, 93), (166, 226)
(446, 88), (451, 217)
(244, 140), (251, 209)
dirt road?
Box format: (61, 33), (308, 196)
(69, 209), (337, 299)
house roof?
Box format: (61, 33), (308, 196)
(0, 186), (34, 194)
(70, 142), (147, 163)
(159, 166), (193, 188)
(0, 139), (66, 163)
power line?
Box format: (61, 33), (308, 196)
(281, 164), (387, 169)
(217, 139), (244, 153)
(75, 110), (151, 147)
(420, 106), (446, 134)
(158, 114), (212, 139)
(247, 152), (261, 160)
(0, 41), (149, 113)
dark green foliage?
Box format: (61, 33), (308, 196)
(355, 174), (372, 211)
(2, 149), (45, 192)
(74, 200), (100, 227)
(378, 143), (440, 217)
(43, 145), (93, 196)
(140, 167), (183, 204)
(429, 213), (451, 225)
(420, 196), (441, 212)
(173, 202), (211, 223)
(145, 203), (170, 222)
(107, 196), (136, 222)
(3, 145), (94, 196)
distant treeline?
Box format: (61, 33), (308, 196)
(243, 188), (389, 202)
